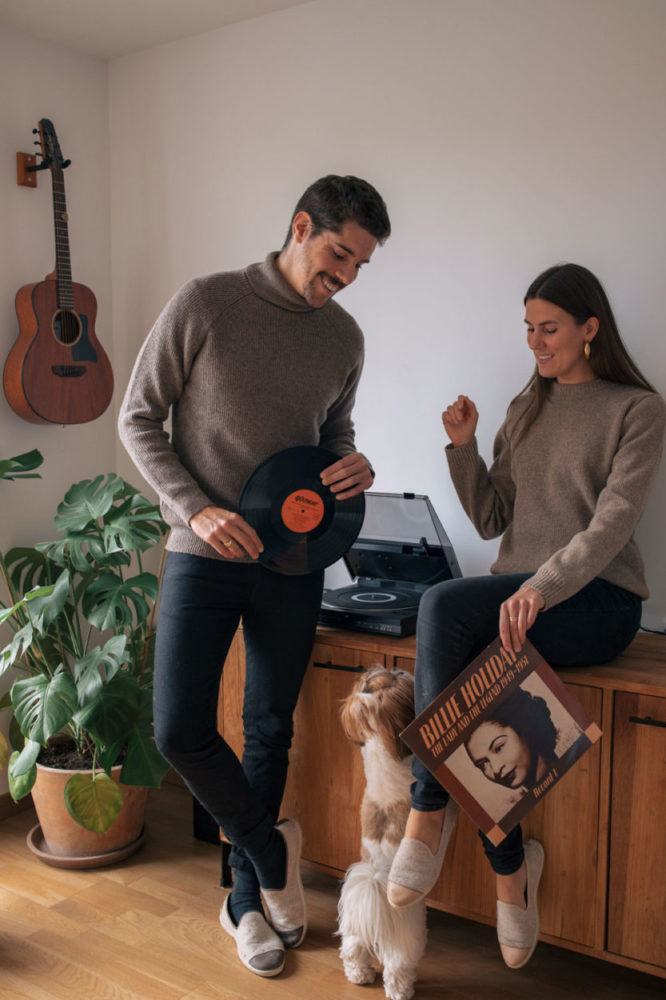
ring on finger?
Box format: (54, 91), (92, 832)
(508, 616), (518, 622)
(223, 538), (233, 548)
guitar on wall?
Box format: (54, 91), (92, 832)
(4, 118), (113, 424)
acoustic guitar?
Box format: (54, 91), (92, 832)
(4, 119), (113, 424)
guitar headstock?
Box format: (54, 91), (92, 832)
(36, 118), (71, 172)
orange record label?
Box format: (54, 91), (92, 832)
(281, 489), (325, 534)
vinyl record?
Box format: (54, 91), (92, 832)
(321, 585), (420, 613)
(239, 446), (365, 575)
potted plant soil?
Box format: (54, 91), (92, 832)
(0, 459), (170, 867)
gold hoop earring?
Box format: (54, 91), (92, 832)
(584, 341), (591, 360)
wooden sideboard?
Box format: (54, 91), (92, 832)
(217, 627), (666, 980)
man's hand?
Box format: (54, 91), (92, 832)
(189, 505), (263, 560)
(499, 586), (546, 654)
(320, 452), (374, 500)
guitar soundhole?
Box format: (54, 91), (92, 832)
(52, 365), (86, 378)
(53, 308), (81, 345)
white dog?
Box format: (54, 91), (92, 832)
(337, 667), (426, 1000)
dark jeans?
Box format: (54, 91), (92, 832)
(153, 552), (324, 875)
(412, 573), (641, 874)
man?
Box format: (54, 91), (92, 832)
(118, 175), (390, 977)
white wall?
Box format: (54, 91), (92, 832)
(0, 25), (113, 794)
(108, 0), (666, 628)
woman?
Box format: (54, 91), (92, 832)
(387, 263), (665, 970)
(464, 687), (558, 792)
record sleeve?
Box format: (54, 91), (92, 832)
(239, 445), (365, 575)
(400, 637), (602, 844)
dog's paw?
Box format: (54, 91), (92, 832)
(343, 961), (377, 986)
(382, 966), (417, 1000)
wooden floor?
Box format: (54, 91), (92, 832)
(0, 784), (663, 1000)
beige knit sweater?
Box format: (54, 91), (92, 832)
(118, 253), (365, 559)
(446, 379), (665, 609)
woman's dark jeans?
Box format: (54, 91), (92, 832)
(412, 573), (641, 874)
(153, 552), (324, 876)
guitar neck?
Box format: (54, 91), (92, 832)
(51, 167), (74, 309)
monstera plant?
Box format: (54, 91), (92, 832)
(0, 465), (170, 837)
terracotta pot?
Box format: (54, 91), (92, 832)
(30, 761), (149, 861)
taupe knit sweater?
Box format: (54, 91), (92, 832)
(446, 379), (665, 609)
(118, 253), (365, 559)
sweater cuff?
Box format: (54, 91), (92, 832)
(522, 567), (565, 611)
(445, 438), (479, 474)
(172, 489), (216, 528)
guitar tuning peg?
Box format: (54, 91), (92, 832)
(32, 127), (39, 134)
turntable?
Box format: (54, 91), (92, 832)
(318, 492), (462, 637)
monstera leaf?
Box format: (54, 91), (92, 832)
(54, 474), (125, 533)
(81, 572), (159, 630)
(103, 493), (166, 554)
(73, 672), (141, 748)
(2, 546), (55, 601)
(24, 570), (70, 634)
(8, 736), (41, 778)
(8, 750), (37, 802)
(73, 635), (129, 701)
(0, 570), (70, 633)
(12, 668), (77, 745)
(119, 687), (169, 788)
(0, 575), (68, 676)
(0, 449), (43, 481)
(38, 532), (127, 573)
(0, 622), (35, 676)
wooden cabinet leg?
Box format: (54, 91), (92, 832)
(192, 796), (221, 844)
(220, 841), (232, 887)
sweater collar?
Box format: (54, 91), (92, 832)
(548, 378), (607, 398)
(245, 252), (316, 313)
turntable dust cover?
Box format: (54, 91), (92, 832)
(400, 637), (602, 844)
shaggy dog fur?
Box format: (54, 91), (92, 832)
(337, 667), (426, 1000)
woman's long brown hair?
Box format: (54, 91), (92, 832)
(511, 263), (656, 447)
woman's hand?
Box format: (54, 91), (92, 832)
(320, 452), (374, 500)
(499, 586), (546, 653)
(442, 395), (479, 447)
(189, 505), (263, 559)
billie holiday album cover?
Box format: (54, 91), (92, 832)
(400, 637), (602, 844)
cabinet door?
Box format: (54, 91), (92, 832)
(281, 641), (386, 873)
(429, 683), (604, 949)
(522, 683), (603, 946)
(608, 692), (666, 968)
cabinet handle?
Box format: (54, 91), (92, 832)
(629, 715), (666, 729)
(313, 660), (365, 673)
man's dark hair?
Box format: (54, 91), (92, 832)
(283, 175), (391, 247)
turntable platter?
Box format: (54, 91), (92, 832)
(321, 585), (420, 613)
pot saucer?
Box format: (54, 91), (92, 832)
(26, 823), (146, 869)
